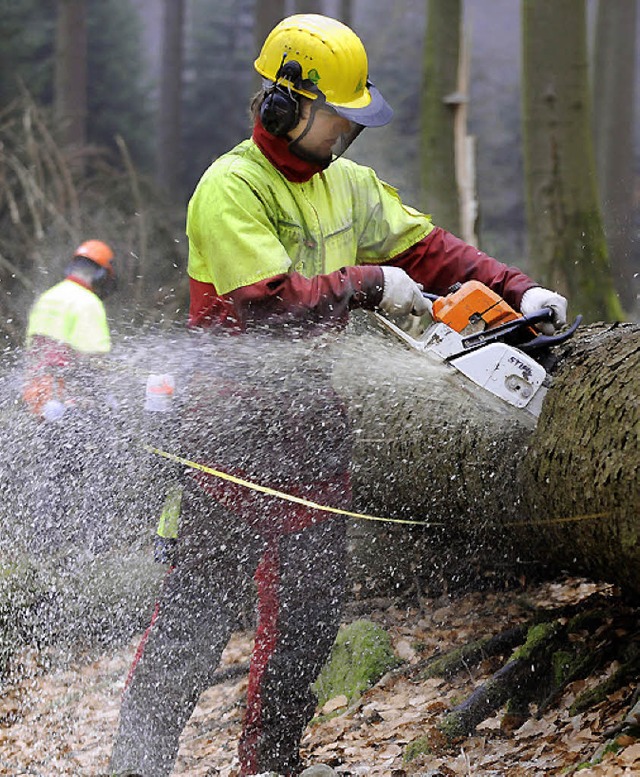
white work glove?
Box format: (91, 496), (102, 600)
(379, 267), (431, 317)
(520, 287), (568, 335)
(41, 399), (66, 423)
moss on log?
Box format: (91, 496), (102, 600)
(312, 619), (401, 709)
(420, 625), (528, 680)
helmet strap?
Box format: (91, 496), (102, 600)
(288, 96), (322, 144)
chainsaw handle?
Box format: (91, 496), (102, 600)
(518, 314), (583, 352)
(461, 307), (582, 351)
(519, 306), (554, 326)
(462, 306), (553, 348)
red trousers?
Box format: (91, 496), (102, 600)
(112, 365), (353, 775)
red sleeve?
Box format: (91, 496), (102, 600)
(387, 227), (537, 309)
(188, 278), (241, 329)
(189, 265), (384, 330)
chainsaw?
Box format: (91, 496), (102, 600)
(374, 280), (581, 417)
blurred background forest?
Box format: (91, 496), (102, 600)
(0, 0), (638, 347)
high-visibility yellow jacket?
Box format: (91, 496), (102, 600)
(26, 278), (111, 354)
(186, 124), (535, 331)
(23, 278), (111, 416)
(187, 137), (434, 296)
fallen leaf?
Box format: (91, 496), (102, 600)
(618, 741), (640, 764)
(321, 694), (349, 714)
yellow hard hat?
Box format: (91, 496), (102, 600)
(254, 14), (392, 127)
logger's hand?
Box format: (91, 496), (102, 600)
(380, 267), (431, 317)
(520, 287), (568, 335)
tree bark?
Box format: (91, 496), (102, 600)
(521, 0), (623, 323)
(292, 0), (324, 13)
(338, 0), (353, 28)
(157, 0), (185, 196)
(593, 0), (638, 317)
(518, 323), (640, 591)
(54, 0), (87, 162)
(420, 0), (462, 234)
(255, 0), (285, 73)
(335, 317), (640, 598)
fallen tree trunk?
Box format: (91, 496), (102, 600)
(334, 318), (640, 598)
(518, 323), (639, 592)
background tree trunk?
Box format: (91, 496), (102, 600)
(338, 0), (353, 28)
(291, 0), (324, 13)
(255, 0), (286, 91)
(335, 317), (640, 598)
(420, 0), (462, 234)
(521, 0), (623, 323)
(156, 0), (185, 196)
(54, 0), (87, 164)
(593, 0), (638, 317)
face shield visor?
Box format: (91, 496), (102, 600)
(93, 270), (118, 300)
(287, 99), (365, 166)
(284, 74), (393, 166)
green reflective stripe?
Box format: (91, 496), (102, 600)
(156, 485), (183, 539)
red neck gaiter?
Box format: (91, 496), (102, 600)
(66, 274), (94, 292)
(252, 119), (325, 183)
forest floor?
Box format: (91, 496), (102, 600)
(1, 576), (638, 777)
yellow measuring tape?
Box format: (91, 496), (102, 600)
(144, 445), (439, 526)
(503, 512), (609, 527)
(145, 446), (608, 529)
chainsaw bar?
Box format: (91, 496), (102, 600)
(373, 310), (577, 418)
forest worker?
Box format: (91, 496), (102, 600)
(22, 239), (117, 552)
(110, 13), (568, 777)
(23, 238), (116, 421)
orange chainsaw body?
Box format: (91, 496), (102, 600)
(431, 280), (521, 334)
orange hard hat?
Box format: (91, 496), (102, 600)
(74, 240), (115, 275)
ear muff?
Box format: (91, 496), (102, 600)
(92, 266), (108, 285)
(260, 59), (303, 137)
(66, 258), (117, 299)
(92, 265), (117, 299)
(260, 88), (299, 136)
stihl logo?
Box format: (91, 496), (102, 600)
(509, 355), (532, 379)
